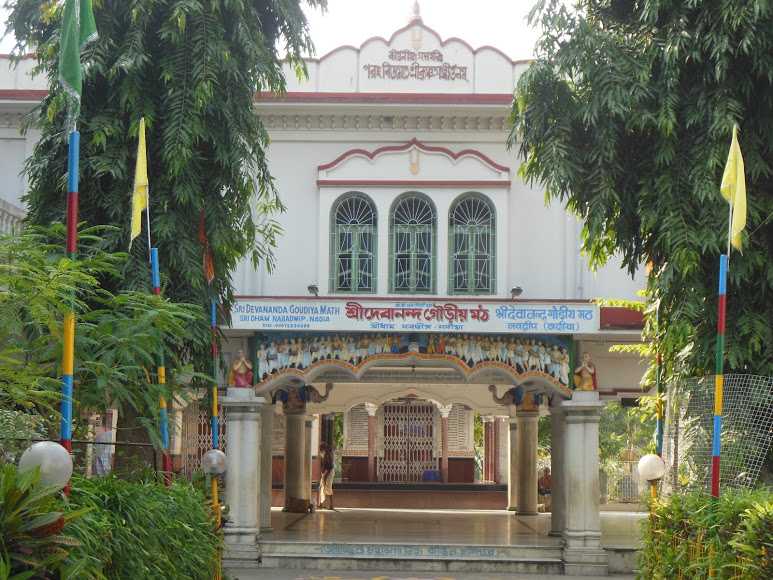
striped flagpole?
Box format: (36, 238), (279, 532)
(210, 297), (221, 528)
(711, 254), (728, 497)
(60, 130), (80, 467)
(210, 298), (220, 451)
(654, 303), (664, 457)
(150, 247), (173, 484)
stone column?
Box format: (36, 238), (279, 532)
(507, 416), (518, 511)
(283, 412), (307, 512)
(365, 402), (378, 482)
(549, 403), (566, 536)
(259, 403), (274, 532)
(496, 416), (509, 484)
(438, 405), (452, 483)
(482, 416), (494, 482)
(303, 417), (313, 506)
(561, 391), (608, 576)
(222, 388), (264, 559)
(516, 411), (539, 515)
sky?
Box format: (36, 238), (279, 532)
(1, 1), (541, 59)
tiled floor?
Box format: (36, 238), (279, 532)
(267, 507), (645, 548)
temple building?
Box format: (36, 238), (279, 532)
(0, 3), (648, 575)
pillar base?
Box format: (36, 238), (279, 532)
(260, 526), (273, 534)
(224, 526), (260, 561)
(563, 530), (608, 576)
(563, 547), (609, 576)
(284, 496), (312, 513)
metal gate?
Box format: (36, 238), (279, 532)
(378, 400), (436, 482)
(180, 399), (226, 478)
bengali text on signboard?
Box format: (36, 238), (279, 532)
(229, 299), (599, 334)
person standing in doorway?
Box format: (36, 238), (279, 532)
(93, 418), (114, 476)
(318, 442), (335, 510)
(538, 467), (552, 512)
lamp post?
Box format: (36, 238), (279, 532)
(202, 448), (226, 580)
(18, 441), (74, 491)
(638, 453), (666, 501)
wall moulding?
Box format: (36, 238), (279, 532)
(260, 114), (509, 133)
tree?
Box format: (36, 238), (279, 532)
(509, 0), (773, 379)
(0, 226), (201, 444)
(5, 0), (325, 368)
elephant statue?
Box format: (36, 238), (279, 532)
(488, 384), (524, 407)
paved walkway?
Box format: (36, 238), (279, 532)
(267, 507), (645, 548)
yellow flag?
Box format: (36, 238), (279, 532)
(720, 125), (747, 251)
(130, 117), (149, 248)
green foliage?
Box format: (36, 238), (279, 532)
(0, 465), (221, 579)
(0, 226), (204, 437)
(0, 410), (47, 465)
(639, 488), (773, 579)
(0, 464), (84, 578)
(600, 401), (656, 464)
(510, 0), (773, 379)
(64, 474), (221, 580)
(4, 0), (326, 370)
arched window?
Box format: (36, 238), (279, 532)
(449, 194), (496, 294)
(390, 193), (436, 293)
(330, 193), (377, 293)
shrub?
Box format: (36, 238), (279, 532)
(639, 488), (773, 579)
(66, 475), (221, 580)
(0, 465), (220, 579)
(0, 464), (84, 578)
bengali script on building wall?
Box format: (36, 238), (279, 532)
(362, 48), (469, 82)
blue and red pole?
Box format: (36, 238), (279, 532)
(210, 298), (219, 450)
(710, 254), (728, 497)
(60, 131), (80, 468)
(150, 247), (173, 483)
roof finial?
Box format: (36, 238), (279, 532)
(411, 1), (422, 23)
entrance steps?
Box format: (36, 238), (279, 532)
(254, 539), (564, 574)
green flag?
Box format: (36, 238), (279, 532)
(59, 0), (97, 102)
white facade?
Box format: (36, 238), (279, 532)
(232, 18), (642, 304)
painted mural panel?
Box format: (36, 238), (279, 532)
(248, 331), (573, 390)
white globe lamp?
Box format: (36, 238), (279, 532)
(18, 441), (73, 490)
(637, 453), (666, 482)
(201, 449), (227, 476)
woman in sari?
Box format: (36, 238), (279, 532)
(318, 442), (335, 510)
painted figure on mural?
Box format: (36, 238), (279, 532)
(228, 349), (254, 387)
(573, 352), (598, 390)
(513, 340), (527, 372)
(528, 341), (541, 371)
(559, 347), (570, 385)
(548, 345), (562, 379)
(539, 343), (550, 373)
(257, 343), (268, 379)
